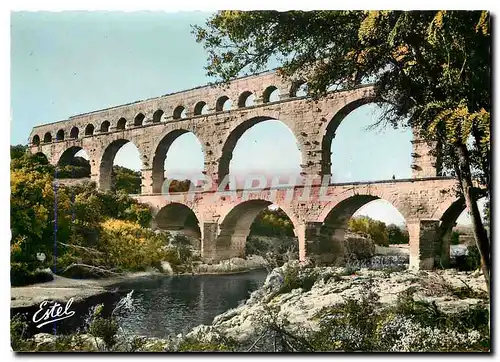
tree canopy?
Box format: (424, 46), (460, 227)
(194, 10), (490, 186)
(194, 10), (491, 289)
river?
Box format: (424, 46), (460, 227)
(15, 269), (269, 339)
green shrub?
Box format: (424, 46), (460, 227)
(10, 315), (33, 351)
(450, 231), (460, 245)
(178, 339), (232, 352)
(454, 243), (481, 271)
(278, 265), (318, 294)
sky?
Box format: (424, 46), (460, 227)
(10, 11), (481, 226)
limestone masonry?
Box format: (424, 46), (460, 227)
(29, 70), (464, 269)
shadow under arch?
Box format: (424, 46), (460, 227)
(216, 199), (298, 261)
(99, 139), (142, 191)
(155, 203), (202, 248)
(57, 145), (89, 166)
(151, 129), (205, 194)
(218, 116), (303, 185)
(315, 194), (407, 265)
(32, 151), (49, 164)
(321, 95), (382, 176)
(434, 188), (488, 267)
(56, 146), (91, 178)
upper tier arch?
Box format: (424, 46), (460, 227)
(28, 71), (442, 190)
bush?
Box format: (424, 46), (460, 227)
(178, 339), (232, 352)
(10, 262), (53, 286)
(10, 149), (156, 285)
(94, 219), (169, 272)
(450, 231), (461, 245)
(10, 315), (32, 351)
(344, 233), (376, 260)
(162, 234), (200, 273)
(246, 235), (298, 265)
(454, 242), (481, 271)
(303, 288), (489, 352)
(55, 219), (171, 277)
(278, 265), (318, 294)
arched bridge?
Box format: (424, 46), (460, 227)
(29, 70), (464, 270)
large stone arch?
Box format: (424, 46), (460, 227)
(320, 94), (378, 177)
(217, 115), (303, 185)
(431, 188), (488, 267)
(32, 151), (49, 165)
(150, 128), (206, 194)
(56, 145), (90, 167)
(155, 202), (202, 248)
(215, 199), (300, 261)
(98, 138), (143, 191)
(311, 192), (408, 264)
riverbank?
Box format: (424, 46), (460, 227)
(180, 262), (489, 351)
(16, 261), (490, 352)
(11, 255), (269, 310)
(10, 271), (159, 309)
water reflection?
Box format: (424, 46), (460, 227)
(113, 269), (268, 338)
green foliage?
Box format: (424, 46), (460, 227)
(454, 243), (481, 271)
(250, 208), (295, 237)
(10, 144), (28, 160)
(304, 287), (489, 352)
(161, 234), (200, 273)
(112, 165), (141, 194)
(394, 287), (489, 334)
(348, 216), (390, 246)
(167, 179), (193, 193)
(450, 231), (460, 245)
(278, 265), (318, 294)
(57, 156), (91, 178)
(57, 219), (171, 276)
(194, 11), (490, 187)
(10, 146), (160, 285)
(245, 235), (298, 262)
(444, 282), (488, 300)
(88, 304), (119, 348)
(10, 314), (31, 351)
(387, 224), (409, 244)
(313, 290), (381, 351)
(178, 339), (232, 352)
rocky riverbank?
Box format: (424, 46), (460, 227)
(11, 255), (269, 310)
(18, 261), (490, 352)
(185, 262), (488, 346)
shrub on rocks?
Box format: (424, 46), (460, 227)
(344, 233), (376, 261)
(452, 242), (481, 271)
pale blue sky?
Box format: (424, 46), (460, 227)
(11, 11), (478, 226)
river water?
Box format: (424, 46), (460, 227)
(15, 246), (468, 339)
(114, 269), (268, 338)
(16, 269), (269, 339)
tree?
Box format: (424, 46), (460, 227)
(386, 224), (409, 245)
(57, 156), (91, 179)
(168, 179), (193, 193)
(194, 10), (491, 290)
(348, 216), (389, 246)
(250, 207), (295, 237)
(10, 146), (154, 285)
(112, 165), (141, 194)
(10, 144), (27, 160)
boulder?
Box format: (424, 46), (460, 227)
(160, 261), (173, 275)
(33, 333), (56, 348)
(344, 232), (376, 260)
(71, 334), (105, 351)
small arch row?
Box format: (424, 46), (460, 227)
(30, 82), (309, 145)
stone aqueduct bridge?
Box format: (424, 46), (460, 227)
(29, 70), (464, 270)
